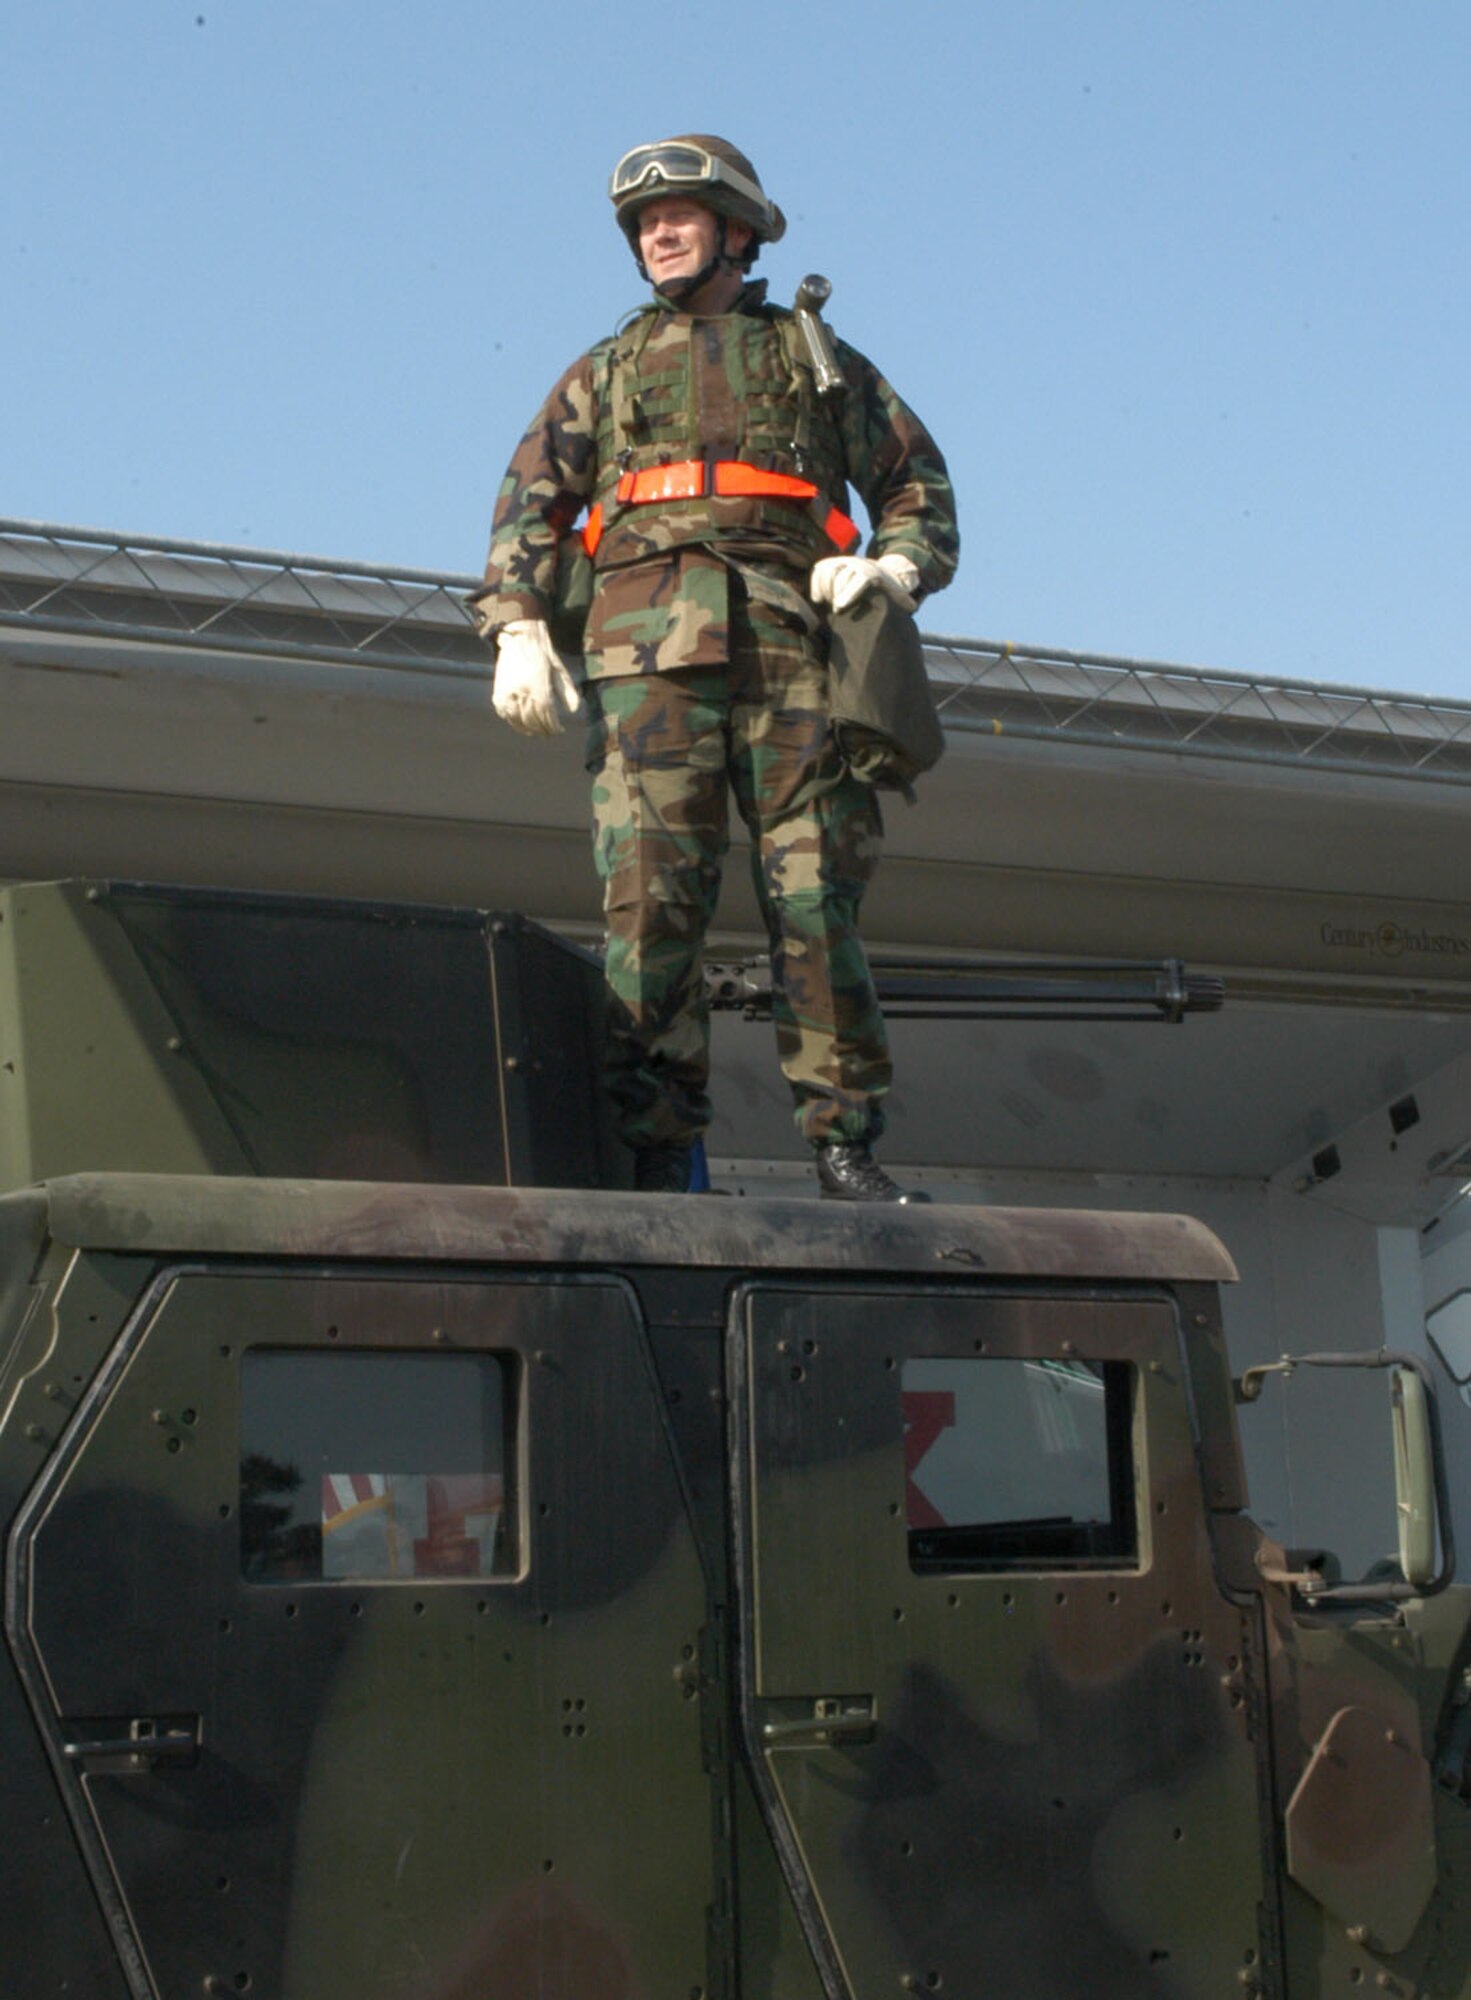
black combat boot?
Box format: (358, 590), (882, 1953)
(633, 1143), (694, 1193)
(814, 1142), (931, 1204)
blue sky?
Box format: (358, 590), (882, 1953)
(3, 1), (1466, 695)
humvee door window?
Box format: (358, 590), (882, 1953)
(240, 1351), (515, 1583)
(1428, 1289), (1471, 1394)
(903, 1357), (1136, 1571)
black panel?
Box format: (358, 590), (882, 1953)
(100, 883), (627, 1189)
(488, 915), (628, 1191)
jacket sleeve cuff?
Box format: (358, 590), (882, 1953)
(871, 536), (943, 599)
(465, 586), (551, 641)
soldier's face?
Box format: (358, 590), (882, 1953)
(638, 198), (749, 286)
(637, 198), (719, 286)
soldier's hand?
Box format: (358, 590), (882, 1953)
(810, 552), (919, 616)
(492, 619), (583, 736)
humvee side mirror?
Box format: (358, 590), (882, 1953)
(1392, 1364), (1436, 1589)
(1236, 1349), (1453, 1602)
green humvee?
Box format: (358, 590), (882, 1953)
(1, 882), (1466, 1999)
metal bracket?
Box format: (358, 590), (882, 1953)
(761, 1696), (876, 1748)
(1253, 1547), (1327, 1595)
(61, 1713), (201, 1770)
(1236, 1356), (1298, 1404)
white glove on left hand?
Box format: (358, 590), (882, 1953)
(491, 619), (582, 737)
(810, 552), (920, 615)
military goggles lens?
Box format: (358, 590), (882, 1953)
(609, 143), (768, 216)
(610, 143), (715, 196)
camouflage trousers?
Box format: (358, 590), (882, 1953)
(586, 598), (890, 1152)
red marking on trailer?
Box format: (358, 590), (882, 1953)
(902, 1390), (957, 1529)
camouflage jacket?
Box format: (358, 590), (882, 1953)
(473, 281), (959, 680)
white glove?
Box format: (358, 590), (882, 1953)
(492, 619), (582, 737)
(810, 551), (920, 616)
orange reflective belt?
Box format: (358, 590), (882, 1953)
(615, 461), (706, 505)
(581, 460), (860, 555)
(711, 462), (816, 501)
(819, 505), (862, 554)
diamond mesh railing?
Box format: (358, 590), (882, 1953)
(0, 518), (483, 680)
(924, 634), (1471, 783)
(3, 519), (1468, 783)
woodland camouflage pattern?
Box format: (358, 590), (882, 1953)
(474, 280), (959, 676)
(476, 279), (958, 1150)
(9, 1166), (1470, 1999)
(588, 590), (888, 1148)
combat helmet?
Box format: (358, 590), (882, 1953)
(609, 135), (786, 272)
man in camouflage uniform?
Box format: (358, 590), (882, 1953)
(472, 136), (959, 1198)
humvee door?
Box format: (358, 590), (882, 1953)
(733, 1282), (1271, 2000)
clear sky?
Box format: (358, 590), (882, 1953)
(3, 1), (1466, 696)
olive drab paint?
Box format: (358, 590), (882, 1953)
(3, 880), (1471, 1999)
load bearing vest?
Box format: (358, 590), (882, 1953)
(582, 306), (859, 562)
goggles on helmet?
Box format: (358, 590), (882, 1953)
(609, 141), (769, 217)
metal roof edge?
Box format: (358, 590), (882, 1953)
(33, 1173), (1239, 1284)
(6, 519), (1463, 787)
